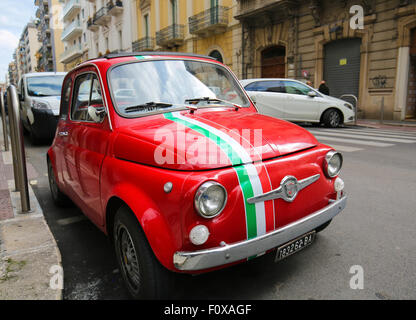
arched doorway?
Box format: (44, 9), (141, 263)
(406, 28), (416, 119)
(209, 50), (223, 63)
(324, 38), (361, 98)
(261, 46), (286, 78)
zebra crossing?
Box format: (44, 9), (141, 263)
(306, 127), (416, 152)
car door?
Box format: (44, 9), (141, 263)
(282, 80), (322, 121)
(53, 75), (73, 191)
(64, 68), (111, 226)
(245, 80), (287, 119)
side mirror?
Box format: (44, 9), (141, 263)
(88, 106), (105, 123)
(307, 91), (317, 98)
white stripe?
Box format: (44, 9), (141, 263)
(172, 112), (267, 236)
(341, 128), (416, 136)
(310, 131), (416, 143)
(311, 128), (416, 139)
(313, 135), (394, 147)
(325, 144), (363, 152)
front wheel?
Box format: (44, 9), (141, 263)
(113, 206), (176, 299)
(47, 160), (71, 207)
(322, 109), (342, 128)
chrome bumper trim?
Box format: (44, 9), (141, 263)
(173, 195), (347, 271)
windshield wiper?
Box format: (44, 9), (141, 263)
(184, 97), (241, 110)
(124, 101), (173, 113)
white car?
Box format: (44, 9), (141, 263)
(240, 78), (355, 128)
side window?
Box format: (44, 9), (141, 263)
(244, 82), (259, 91)
(71, 73), (104, 122)
(284, 81), (310, 95)
(60, 77), (72, 119)
(256, 81), (285, 93)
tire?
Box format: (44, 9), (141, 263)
(47, 160), (71, 207)
(315, 219), (332, 233)
(113, 206), (176, 300)
(322, 109), (342, 128)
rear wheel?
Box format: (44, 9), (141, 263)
(113, 206), (175, 299)
(322, 109), (342, 128)
(47, 160), (71, 207)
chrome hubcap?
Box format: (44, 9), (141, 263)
(118, 225), (141, 290)
(329, 112), (340, 126)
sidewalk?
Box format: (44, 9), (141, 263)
(0, 120), (62, 300)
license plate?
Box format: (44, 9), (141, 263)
(275, 231), (316, 262)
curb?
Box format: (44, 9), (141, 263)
(0, 148), (63, 300)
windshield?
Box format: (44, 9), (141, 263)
(27, 75), (65, 97)
(109, 59), (250, 116)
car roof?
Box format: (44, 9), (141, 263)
(85, 51), (218, 64)
(23, 72), (67, 78)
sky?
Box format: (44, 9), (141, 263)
(0, 0), (37, 83)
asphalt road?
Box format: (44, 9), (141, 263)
(24, 124), (416, 300)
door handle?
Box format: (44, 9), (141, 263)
(58, 131), (68, 137)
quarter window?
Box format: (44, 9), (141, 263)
(60, 77), (72, 119)
(71, 73), (104, 122)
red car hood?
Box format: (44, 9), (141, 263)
(113, 109), (318, 170)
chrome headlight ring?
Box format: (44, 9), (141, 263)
(324, 150), (343, 178)
(194, 181), (227, 219)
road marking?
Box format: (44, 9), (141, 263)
(309, 131), (416, 143)
(313, 128), (416, 138)
(323, 144), (363, 152)
(56, 215), (87, 226)
(341, 128), (416, 136)
(313, 135), (394, 147)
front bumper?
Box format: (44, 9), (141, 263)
(174, 195), (347, 271)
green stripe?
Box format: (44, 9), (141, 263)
(164, 112), (258, 239)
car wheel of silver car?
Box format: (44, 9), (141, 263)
(47, 159), (71, 207)
(322, 109), (342, 128)
(113, 206), (175, 300)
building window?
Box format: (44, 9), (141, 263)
(170, 0), (177, 25)
(144, 14), (149, 37)
(209, 50), (223, 63)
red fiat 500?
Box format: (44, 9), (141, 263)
(47, 52), (347, 299)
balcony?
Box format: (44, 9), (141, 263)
(132, 37), (155, 51)
(189, 6), (229, 37)
(63, 0), (81, 21)
(87, 17), (99, 31)
(61, 19), (82, 41)
(94, 7), (111, 26)
(156, 24), (184, 48)
(107, 0), (123, 16)
(60, 44), (83, 64)
(235, 0), (300, 24)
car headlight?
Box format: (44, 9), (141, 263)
(344, 103), (353, 110)
(31, 100), (50, 110)
(324, 150), (343, 178)
(194, 181), (227, 218)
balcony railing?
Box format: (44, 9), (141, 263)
(61, 19), (82, 41)
(60, 44), (83, 63)
(156, 24), (185, 47)
(107, 0), (123, 16)
(189, 6), (229, 36)
(87, 17), (99, 31)
(94, 6), (111, 25)
(63, 0), (81, 20)
(132, 36), (155, 51)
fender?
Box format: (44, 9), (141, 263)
(104, 182), (181, 271)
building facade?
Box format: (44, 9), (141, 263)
(234, 0), (416, 120)
(132, 0), (239, 70)
(86, 0), (136, 58)
(60, 0), (91, 70)
(35, 0), (65, 72)
(17, 22), (41, 75)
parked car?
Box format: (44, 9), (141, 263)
(47, 52), (347, 299)
(240, 78), (355, 128)
(18, 72), (67, 143)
